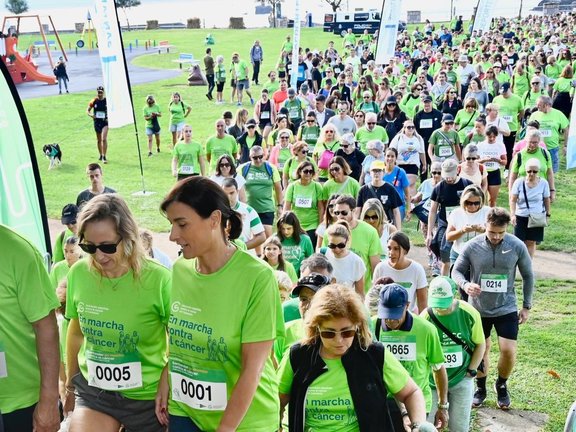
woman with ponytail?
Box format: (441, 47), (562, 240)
(156, 176), (282, 432)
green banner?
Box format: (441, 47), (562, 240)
(0, 60), (51, 261)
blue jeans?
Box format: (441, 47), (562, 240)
(169, 415), (203, 432)
(549, 147), (560, 173)
(428, 376), (474, 432)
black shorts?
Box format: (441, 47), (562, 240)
(513, 215), (544, 242)
(481, 311), (519, 340)
(94, 119), (108, 133)
(177, 173), (199, 182)
(230, 79), (237, 88)
(399, 163), (419, 175)
(258, 120), (272, 130)
(487, 169), (501, 186)
(216, 82), (225, 92)
(258, 211), (275, 226)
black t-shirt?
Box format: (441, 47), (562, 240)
(90, 97), (107, 121)
(357, 183), (403, 222)
(430, 178), (472, 225)
(76, 186), (117, 208)
(414, 109), (442, 144)
(311, 67), (322, 91)
(335, 149), (366, 181)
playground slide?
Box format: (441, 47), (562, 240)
(5, 39), (56, 85)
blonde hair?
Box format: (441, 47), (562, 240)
(303, 284), (372, 350)
(275, 270), (293, 302)
(326, 220), (351, 240)
(78, 194), (146, 279)
(359, 198), (389, 231)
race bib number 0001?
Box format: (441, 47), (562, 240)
(480, 274), (508, 293)
(443, 345), (463, 368)
(171, 372), (227, 411)
(86, 357), (142, 390)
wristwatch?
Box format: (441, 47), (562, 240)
(438, 401), (450, 410)
(410, 422), (420, 431)
(467, 368), (477, 377)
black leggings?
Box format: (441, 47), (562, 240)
(306, 229), (317, 250)
(503, 131), (516, 170)
(2, 404), (35, 432)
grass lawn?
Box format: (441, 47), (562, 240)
(20, 27), (576, 252)
(471, 279), (576, 431)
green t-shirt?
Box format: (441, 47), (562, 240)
(545, 63), (562, 79)
(52, 228), (75, 264)
(283, 157), (317, 183)
(355, 126), (389, 153)
(234, 59), (249, 80)
(322, 177), (361, 200)
(400, 94), (421, 119)
(276, 147), (293, 170)
(206, 135), (238, 172)
(271, 261), (298, 283)
(421, 301), (484, 388)
(373, 314), (445, 411)
(512, 72), (530, 97)
(285, 180), (323, 231)
(496, 71), (510, 85)
(168, 250), (283, 430)
(356, 101), (379, 114)
(463, 132), (485, 147)
(522, 89), (544, 110)
(528, 108), (569, 149)
(280, 235), (314, 276)
(143, 104), (162, 129)
(492, 94), (524, 132)
(299, 125), (321, 151)
(49, 260), (71, 290)
(173, 141), (205, 175)
(511, 147), (553, 178)
(0, 225), (60, 414)
(429, 129), (460, 158)
(454, 109), (479, 142)
(274, 318), (304, 363)
(278, 346), (410, 430)
(553, 76), (573, 94)
(66, 258), (171, 400)
(284, 98), (303, 121)
(241, 162), (281, 213)
(323, 220), (381, 288)
(168, 101), (190, 126)
(263, 79), (280, 94)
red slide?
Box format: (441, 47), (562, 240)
(4, 37), (56, 85)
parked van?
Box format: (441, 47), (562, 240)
(323, 10), (406, 36)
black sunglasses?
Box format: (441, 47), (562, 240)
(431, 171), (441, 175)
(328, 242), (347, 249)
(302, 169), (314, 174)
(333, 210), (349, 216)
(464, 200), (481, 207)
(220, 163), (231, 167)
(251, 155), (264, 160)
(79, 238), (122, 255)
(318, 327), (357, 339)
(329, 166), (341, 172)
(364, 214), (379, 221)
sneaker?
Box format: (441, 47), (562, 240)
(250, 98), (255, 105)
(503, 169), (509, 180)
(495, 382), (511, 410)
(98, 155), (103, 161)
(102, 156), (108, 164)
(236, 102), (242, 106)
(148, 152), (153, 157)
(431, 264), (441, 277)
(472, 387), (487, 408)
(66, 90), (69, 93)
(157, 147), (160, 153)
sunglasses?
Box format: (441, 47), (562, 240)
(367, 122), (376, 126)
(280, 136), (290, 140)
(449, 91), (457, 94)
(466, 157), (478, 161)
(431, 171), (441, 175)
(341, 144), (349, 148)
(301, 149), (309, 154)
(79, 238), (122, 255)
(219, 163), (231, 168)
(318, 327), (357, 339)
(328, 242), (347, 249)
(302, 169), (314, 174)
(363, 96), (371, 99)
(464, 200), (481, 207)
(306, 120), (315, 123)
(326, 130), (335, 133)
(526, 169), (539, 173)
(531, 82), (540, 85)
(415, 88), (423, 91)
(406, 125), (415, 129)
(364, 214), (379, 221)
(355, 114), (365, 117)
(333, 210), (349, 216)
(251, 155), (264, 160)
(371, 168), (383, 173)
(329, 166), (341, 172)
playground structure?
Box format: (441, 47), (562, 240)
(76, 11), (96, 49)
(1, 15), (67, 85)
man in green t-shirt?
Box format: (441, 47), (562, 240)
(376, 284), (448, 430)
(355, 112), (389, 153)
(232, 52), (254, 106)
(205, 119), (239, 173)
(493, 83), (524, 171)
(528, 95), (569, 173)
(283, 88), (305, 129)
(0, 225), (60, 430)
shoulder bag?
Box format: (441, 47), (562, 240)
(522, 181), (548, 228)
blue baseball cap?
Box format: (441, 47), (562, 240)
(378, 284), (409, 320)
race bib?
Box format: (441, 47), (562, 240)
(443, 345), (463, 368)
(180, 165), (194, 174)
(540, 129), (552, 138)
(260, 111), (270, 119)
(86, 352), (142, 390)
(289, 107), (300, 119)
(95, 111), (106, 119)
(171, 360), (227, 411)
(423, 199), (433, 211)
(0, 350), (7, 378)
(382, 335), (417, 361)
(481, 274), (508, 293)
(438, 146), (453, 157)
(502, 115), (513, 122)
(420, 119), (433, 129)
(295, 197), (313, 208)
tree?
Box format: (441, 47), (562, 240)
(257, 0), (283, 28)
(115, 0), (141, 31)
(324, 0), (343, 12)
(5, 0), (28, 15)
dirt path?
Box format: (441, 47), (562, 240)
(48, 219), (576, 280)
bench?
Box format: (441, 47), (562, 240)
(157, 40), (173, 54)
(172, 53), (200, 69)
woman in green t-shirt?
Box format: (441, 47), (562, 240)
(276, 212), (314, 277)
(322, 156), (361, 201)
(158, 177), (281, 431)
(260, 235), (298, 283)
(551, 64), (574, 119)
(278, 284), (428, 432)
(168, 92), (191, 148)
(143, 94), (162, 156)
(454, 98), (480, 143)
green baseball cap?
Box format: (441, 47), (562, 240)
(428, 276), (457, 309)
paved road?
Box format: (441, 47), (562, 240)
(15, 46), (182, 100)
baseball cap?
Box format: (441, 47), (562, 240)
(442, 113), (454, 123)
(423, 95), (433, 103)
(386, 96), (398, 105)
(458, 54), (469, 62)
(428, 276), (457, 308)
(500, 82), (511, 93)
(288, 88), (296, 95)
(493, 62), (502, 67)
(61, 204), (79, 225)
(377, 284), (409, 320)
(96, 86), (104, 91)
(292, 273), (331, 296)
(441, 159), (458, 178)
(246, 118), (257, 127)
(370, 160), (386, 171)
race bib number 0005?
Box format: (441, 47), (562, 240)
(86, 355), (142, 391)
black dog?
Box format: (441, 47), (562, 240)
(43, 143), (62, 169)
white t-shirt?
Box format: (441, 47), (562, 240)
(447, 206), (490, 254)
(511, 178), (550, 217)
(325, 249), (366, 289)
(210, 173), (246, 191)
(328, 115), (357, 136)
(390, 133), (425, 167)
(372, 260), (427, 312)
(486, 116), (510, 146)
(233, 201), (264, 256)
(477, 140), (507, 171)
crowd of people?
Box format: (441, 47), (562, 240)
(6, 9), (576, 432)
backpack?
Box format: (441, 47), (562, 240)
(515, 147), (549, 169)
(242, 161), (274, 179)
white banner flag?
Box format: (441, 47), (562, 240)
(290, 0), (302, 90)
(92, 0), (133, 128)
(566, 96), (576, 170)
(375, 0), (401, 65)
(472, 0), (497, 34)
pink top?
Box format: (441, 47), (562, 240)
(513, 139), (547, 156)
